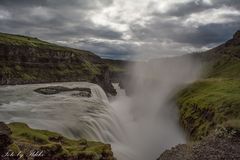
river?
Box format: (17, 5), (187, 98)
(0, 81), (187, 160)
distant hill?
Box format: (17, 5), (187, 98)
(0, 32), (126, 95)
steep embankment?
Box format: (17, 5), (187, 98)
(158, 31), (240, 160)
(0, 32), (117, 95)
(177, 31), (240, 140)
(0, 122), (115, 160)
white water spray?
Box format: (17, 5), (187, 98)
(110, 56), (202, 160)
(0, 56), (201, 160)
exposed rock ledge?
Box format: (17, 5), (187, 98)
(34, 86), (92, 97)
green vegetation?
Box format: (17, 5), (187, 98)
(8, 122), (115, 159)
(0, 62), (98, 83)
(0, 32), (55, 47)
(177, 78), (240, 140)
(0, 32), (106, 85)
(82, 61), (101, 77)
(0, 32), (120, 95)
(0, 32), (93, 55)
(103, 59), (129, 73)
(208, 56), (240, 79)
(177, 43), (240, 140)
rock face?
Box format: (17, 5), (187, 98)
(0, 32), (116, 96)
(34, 86), (91, 97)
(92, 65), (117, 96)
(0, 122), (12, 155)
(225, 30), (240, 47)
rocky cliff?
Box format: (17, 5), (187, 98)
(0, 32), (116, 96)
(158, 31), (240, 159)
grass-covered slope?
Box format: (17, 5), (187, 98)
(0, 32), (95, 55)
(7, 122), (115, 160)
(0, 32), (117, 95)
(0, 32), (101, 82)
(177, 31), (240, 140)
(178, 78), (240, 140)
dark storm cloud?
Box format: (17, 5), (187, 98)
(0, 0), (119, 39)
(135, 18), (240, 47)
(0, 0), (113, 9)
(0, 0), (240, 59)
(212, 0), (240, 9)
(131, 0), (240, 50)
(161, 0), (240, 17)
(173, 23), (240, 46)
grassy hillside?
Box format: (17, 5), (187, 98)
(0, 32), (95, 55)
(103, 59), (131, 72)
(6, 122), (115, 159)
(0, 32), (100, 81)
(177, 31), (240, 140)
(0, 32), (118, 95)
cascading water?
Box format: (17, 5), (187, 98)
(0, 82), (125, 143)
(0, 56), (201, 160)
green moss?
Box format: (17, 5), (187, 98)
(177, 78), (240, 140)
(9, 122), (55, 144)
(7, 122), (114, 159)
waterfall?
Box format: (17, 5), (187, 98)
(90, 85), (109, 103)
(0, 82), (125, 144)
(0, 54), (201, 160)
(109, 56), (202, 160)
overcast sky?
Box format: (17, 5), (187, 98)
(0, 0), (240, 60)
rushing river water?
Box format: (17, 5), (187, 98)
(0, 82), (125, 142)
(0, 82), (186, 160)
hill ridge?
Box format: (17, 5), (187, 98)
(0, 32), (118, 96)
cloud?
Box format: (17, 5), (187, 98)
(183, 6), (240, 27)
(0, 8), (11, 20)
(0, 0), (239, 60)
